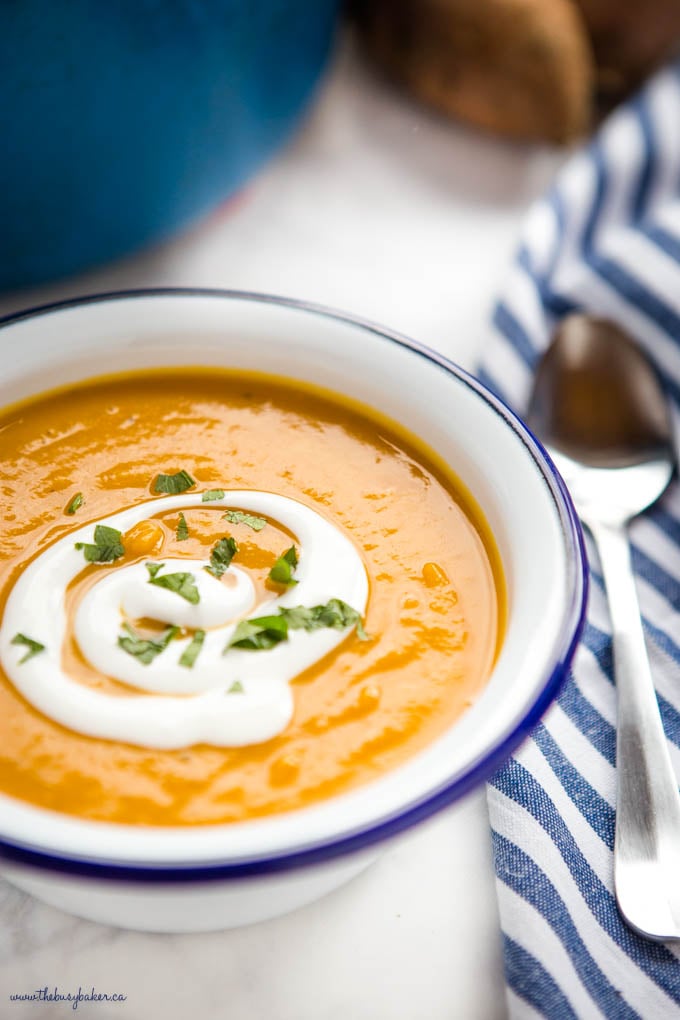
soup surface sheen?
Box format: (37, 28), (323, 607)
(0, 370), (503, 825)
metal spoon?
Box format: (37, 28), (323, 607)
(527, 313), (680, 941)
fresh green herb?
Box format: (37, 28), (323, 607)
(227, 680), (244, 694)
(222, 510), (267, 532)
(206, 536), (238, 578)
(75, 524), (125, 563)
(11, 633), (46, 663)
(201, 489), (225, 502)
(356, 619), (369, 641)
(276, 605), (314, 630)
(227, 614), (289, 651)
(268, 545), (298, 586)
(118, 623), (179, 664)
(280, 598), (369, 640)
(223, 599), (368, 654)
(148, 568), (200, 604)
(65, 492), (84, 515)
(154, 470), (195, 494)
(179, 630), (205, 668)
(176, 512), (189, 541)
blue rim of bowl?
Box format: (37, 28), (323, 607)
(0, 288), (589, 882)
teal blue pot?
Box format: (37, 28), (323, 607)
(0, 1), (338, 291)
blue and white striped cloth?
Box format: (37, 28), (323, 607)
(481, 65), (680, 1017)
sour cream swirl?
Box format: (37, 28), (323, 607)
(0, 492), (368, 749)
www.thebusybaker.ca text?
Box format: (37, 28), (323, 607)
(9, 985), (127, 1010)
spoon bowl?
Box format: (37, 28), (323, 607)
(547, 451), (673, 529)
(530, 315), (673, 471)
(528, 313), (680, 942)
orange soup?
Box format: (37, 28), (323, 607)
(0, 370), (503, 825)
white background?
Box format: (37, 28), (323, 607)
(0, 39), (562, 1020)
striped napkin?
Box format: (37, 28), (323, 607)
(480, 65), (680, 1017)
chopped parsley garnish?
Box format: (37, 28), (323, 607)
(268, 545), (298, 586)
(65, 492), (84, 515)
(222, 510), (267, 532)
(179, 630), (205, 668)
(118, 623), (179, 664)
(280, 598), (369, 639)
(224, 599), (368, 655)
(227, 680), (244, 694)
(154, 470), (195, 494)
(176, 512), (189, 541)
(75, 524), (125, 563)
(147, 565), (200, 604)
(201, 489), (225, 502)
(11, 633), (46, 663)
(227, 614), (289, 651)
(222, 599), (367, 655)
(206, 536), (238, 578)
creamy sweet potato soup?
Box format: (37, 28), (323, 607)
(0, 369), (504, 826)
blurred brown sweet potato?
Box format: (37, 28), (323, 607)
(578, 0), (680, 107)
(351, 0), (680, 143)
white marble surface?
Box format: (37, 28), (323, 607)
(0, 40), (562, 1020)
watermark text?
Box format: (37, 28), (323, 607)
(9, 985), (127, 1010)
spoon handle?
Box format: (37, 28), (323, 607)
(589, 518), (680, 940)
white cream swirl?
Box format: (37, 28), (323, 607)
(0, 491), (368, 749)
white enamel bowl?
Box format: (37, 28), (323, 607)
(0, 290), (587, 931)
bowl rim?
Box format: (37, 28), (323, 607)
(0, 287), (588, 882)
